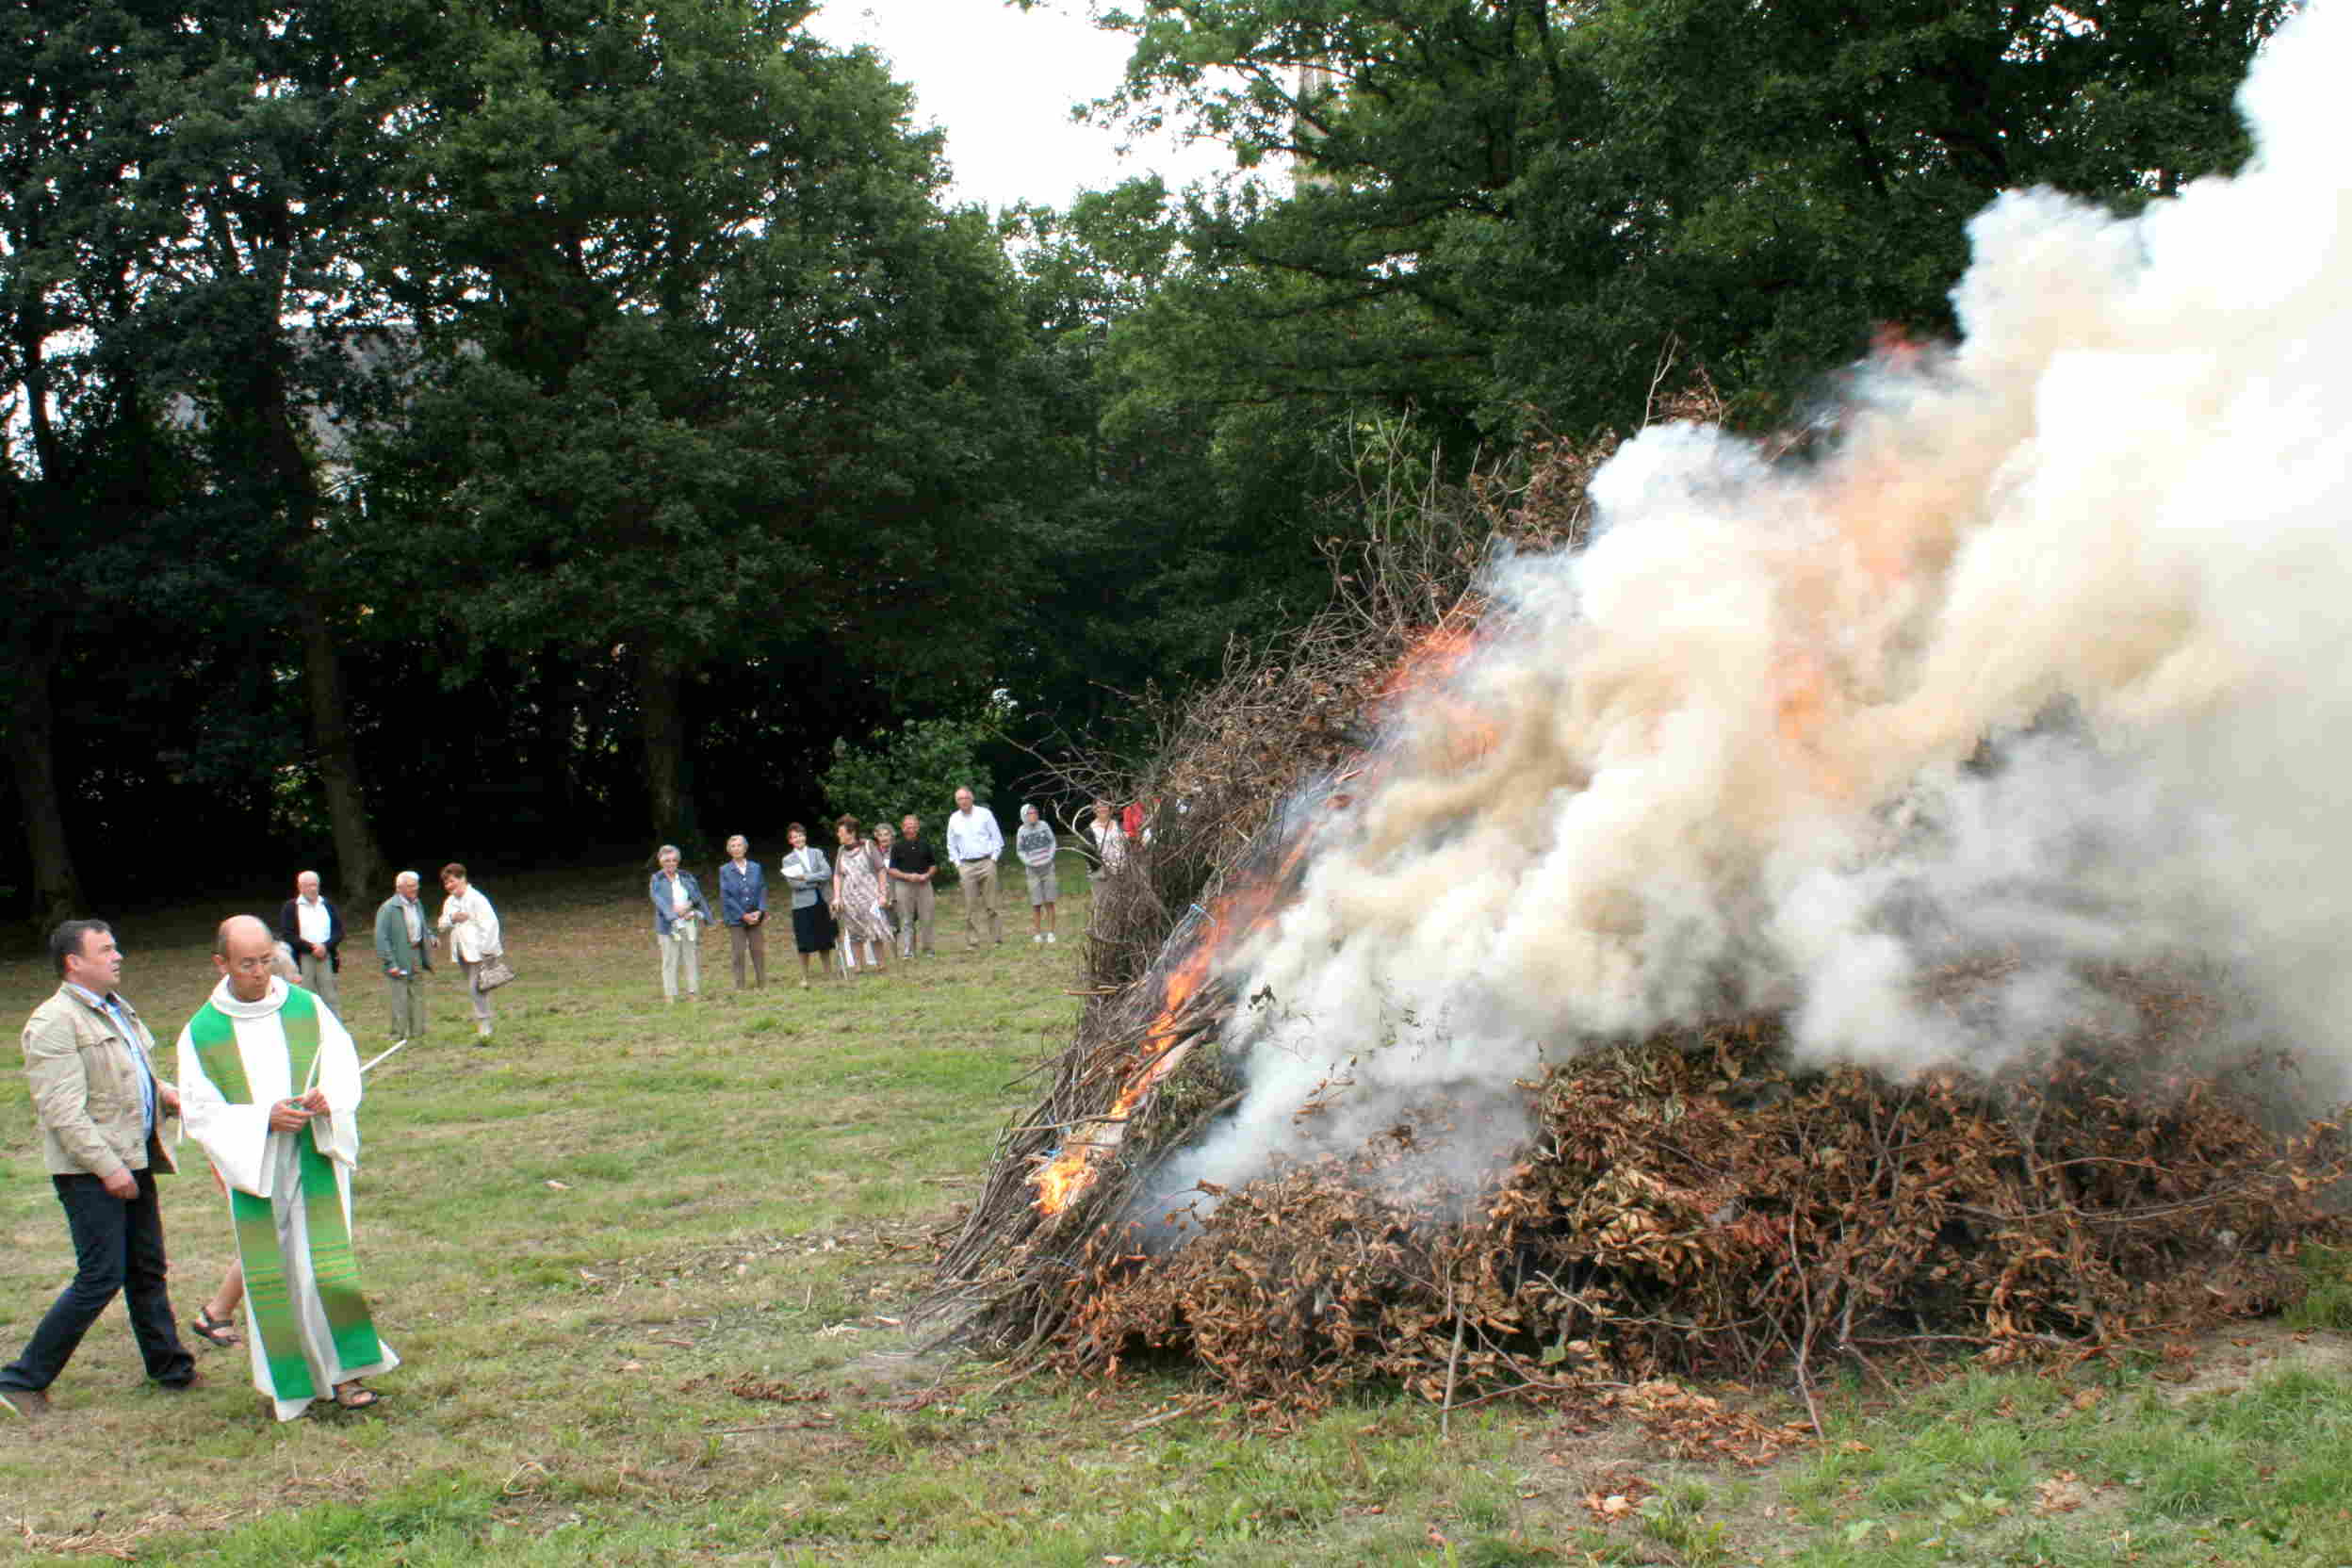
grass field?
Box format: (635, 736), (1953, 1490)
(4, 860), (2351, 1565)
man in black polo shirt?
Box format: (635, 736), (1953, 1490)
(888, 813), (939, 958)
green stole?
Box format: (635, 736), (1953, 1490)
(187, 987), (383, 1399)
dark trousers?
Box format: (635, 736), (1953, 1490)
(0, 1169), (193, 1393)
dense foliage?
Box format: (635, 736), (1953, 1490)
(0, 0), (2283, 923)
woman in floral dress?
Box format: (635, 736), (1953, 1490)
(830, 816), (892, 975)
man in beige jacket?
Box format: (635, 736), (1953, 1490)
(0, 920), (197, 1419)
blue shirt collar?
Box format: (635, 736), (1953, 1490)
(63, 980), (124, 1014)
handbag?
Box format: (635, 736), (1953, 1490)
(475, 951), (517, 991)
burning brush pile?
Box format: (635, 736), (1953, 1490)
(923, 581), (2349, 1410)
(925, 5), (2352, 1414)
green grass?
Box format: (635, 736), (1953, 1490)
(2, 860), (2349, 1565)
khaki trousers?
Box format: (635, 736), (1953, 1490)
(958, 858), (1002, 946)
(891, 879), (936, 956)
(659, 931), (701, 1000)
(297, 949), (341, 1014)
(385, 972), (424, 1039)
(458, 958), (495, 1023)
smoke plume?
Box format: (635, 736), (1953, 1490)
(1173, 2), (2352, 1200)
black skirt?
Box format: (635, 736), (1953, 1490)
(792, 899), (836, 954)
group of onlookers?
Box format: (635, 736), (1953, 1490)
(645, 789), (1136, 997)
(275, 863), (504, 1044)
(0, 798), (1145, 1425)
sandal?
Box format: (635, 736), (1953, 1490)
(190, 1307), (240, 1348)
(332, 1381), (381, 1411)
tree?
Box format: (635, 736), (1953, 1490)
(0, 0), (410, 904)
(1086, 0), (2287, 433)
(985, 190), (1350, 763)
(0, 1), (326, 922)
(820, 714), (1000, 843)
(351, 0), (1034, 844)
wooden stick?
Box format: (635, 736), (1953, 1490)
(714, 1422), (820, 1436)
(983, 1361), (1044, 1397)
(1121, 1403), (1203, 1436)
(1441, 1274), (1464, 1441)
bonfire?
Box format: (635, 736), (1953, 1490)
(923, 351), (2352, 1417)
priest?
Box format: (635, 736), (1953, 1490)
(177, 915), (398, 1418)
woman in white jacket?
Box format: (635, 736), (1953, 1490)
(436, 861), (502, 1041)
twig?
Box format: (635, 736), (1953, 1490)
(984, 1361), (1045, 1397)
(713, 1422), (816, 1436)
(1441, 1272), (1465, 1441)
(1122, 1402), (1209, 1436)
(1788, 1212), (1823, 1440)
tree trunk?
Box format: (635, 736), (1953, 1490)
(534, 652), (580, 819)
(244, 307), (390, 904)
(7, 640), (83, 930)
(635, 648), (694, 846)
(298, 588), (387, 899)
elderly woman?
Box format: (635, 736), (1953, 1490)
(649, 844), (712, 1003)
(830, 816), (891, 975)
(1088, 799), (1128, 874)
(717, 834), (768, 990)
(435, 862), (502, 1042)
(779, 823), (838, 987)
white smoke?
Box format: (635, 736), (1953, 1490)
(1168, 2), (2352, 1200)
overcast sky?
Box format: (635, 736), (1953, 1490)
(807, 0), (1236, 212)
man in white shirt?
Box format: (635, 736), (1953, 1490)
(274, 871), (344, 1014)
(372, 871), (434, 1042)
(944, 786), (1005, 948)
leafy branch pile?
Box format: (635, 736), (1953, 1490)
(1051, 1000), (2344, 1412)
(922, 423), (1604, 1353)
(926, 399), (2345, 1413)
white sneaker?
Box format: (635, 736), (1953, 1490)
(1046, 933), (1056, 944)
(1032, 933), (1042, 944)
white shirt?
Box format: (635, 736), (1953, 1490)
(296, 895), (332, 947)
(946, 806), (1004, 863)
(401, 897), (422, 942)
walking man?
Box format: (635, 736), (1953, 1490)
(945, 786), (1004, 949)
(275, 870), (344, 1014)
(373, 871), (433, 1042)
(889, 813), (939, 957)
(178, 915), (396, 1417)
(0, 921), (197, 1419)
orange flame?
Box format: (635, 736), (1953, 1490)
(1374, 620), (1481, 709)
(1031, 938), (1220, 1216)
(1029, 615), (1491, 1218)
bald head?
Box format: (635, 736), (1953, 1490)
(214, 914), (280, 1002)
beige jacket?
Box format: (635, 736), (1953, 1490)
(22, 984), (178, 1180)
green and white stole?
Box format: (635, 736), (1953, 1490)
(186, 987), (383, 1398)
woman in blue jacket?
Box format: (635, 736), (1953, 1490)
(717, 834), (769, 989)
(650, 844), (714, 1003)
